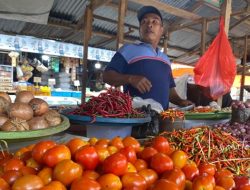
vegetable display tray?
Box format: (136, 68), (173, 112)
(64, 114), (151, 126)
(63, 113), (151, 139)
(184, 111), (231, 120)
(0, 115), (70, 140)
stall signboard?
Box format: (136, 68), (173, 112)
(0, 34), (115, 62)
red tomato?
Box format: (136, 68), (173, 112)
(161, 168), (186, 190)
(0, 177), (9, 190)
(122, 136), (140, 152)
(88, 137), (98, 146)
(150, 153), (173, 174)
(3, 158), (24, 172)
(37, 167), (53, 185)
(234, 176), (250, 190)
(134, 159), (148, 172)
(82, 170), (100, 180)
(192, 175), (215, 190)
(126, 162), (137, 173)
(215, 169), (234, 179)
(43, 145), (71, 168)
(182, 161), (199, 181)
(70, 177), (101, 190)
(214, 186), (226, 190)
(185, 180), (193, 190)
(94, 145), (110, 162)
(97, 173), (122, 190)
(102, 152), (128, 176)
(20, 166), (37, 175)
(138, 169), (158, 187)
(31, 140), (56, 164)
(170, 150), (188, 169)
(40, 181), (66, 190)
(216, 177), (235, 190)
(151, 136), (170, 154)
(1, 170), (22, 186)
(151, 179), (179, 190)
(66, 138), (89, 156)
(95, 139), (110, 148)
(107, 146), (118, 155)
(121, 173), (147, 190)
(15, 149), (32, 162)
(74, 146), (99, 170)
(53, 159), (83, 186)
(198, 163), (216, 176)
(25, 157), (41, 170)
(110, 136), (124, 150)
(0, 151), (12, 160)
(119, 146), (137, 164)
(138, 147), (158, 162)
(12, 174), (44, 190)
(239, 184), (250, 190)
(0, 157), (11, 172)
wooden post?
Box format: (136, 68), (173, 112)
(217, 0), (231, 106)
(220, 0), (232, 35)
(116, 0), (126, 50)
(163, 33), (168, 54)
(81, 6), (93, 103)
(201, 18), (207, 55)
(239, 36), (248, 101)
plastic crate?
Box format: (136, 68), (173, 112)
(51, 91), (72, 97)
(86, 125), (132, 139)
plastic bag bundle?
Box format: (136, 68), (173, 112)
(194, 17), (236, 100)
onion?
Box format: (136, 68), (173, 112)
(44, 110), (61, 126)
(29, 98), (49, 116)
(213, 121), (250, 145)
(0, 92), (11, 103)
(0, 97), (10, 114)
(0, 114), (8, 126)
(1, 118), (29, 131)
(28, 117), (49, 130)
(8, 102), (33, 120)
(15, 91), (34, 103)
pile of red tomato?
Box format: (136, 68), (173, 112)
(0, 136), (249, 190)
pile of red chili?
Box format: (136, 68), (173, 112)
(160, 109), (185, 122)
(156, 127), (249, 176)
(70, 88), (144, 119)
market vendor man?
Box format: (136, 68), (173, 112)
(103, 6), (193, 110)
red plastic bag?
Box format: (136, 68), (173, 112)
(194, 17), (236, 100)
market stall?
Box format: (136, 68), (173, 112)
(0, 0), (249, 189)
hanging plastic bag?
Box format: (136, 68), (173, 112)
(194, 17), (236, 100)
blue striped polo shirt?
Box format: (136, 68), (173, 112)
(105, 42), (175, 109)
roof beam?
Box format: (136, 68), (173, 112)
(117, 0), (127, 49)
(170, 8), (248, 32)
(168, 1), (203, 29)
(93, 14), (139, 30)
(230, 14), (250, 30)
(129, 0), (201, 20)
(47, 20), (190, 53)
(94, 28), (134, 47)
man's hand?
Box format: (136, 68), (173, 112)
(178, 99), (194, 107)
(128, 75), (152, 94)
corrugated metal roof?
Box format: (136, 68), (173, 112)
(169, 30), (201, 49)
(50, 0), (88, 23)
(167, 49), (185, 58)
(0, 19), (26, 33)
(0, 0), (248, 64)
